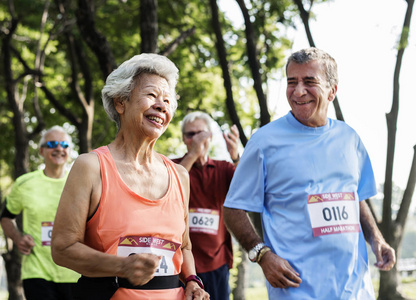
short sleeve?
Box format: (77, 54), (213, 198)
(356, 138), (377, 201)
(224, 140), (265, 213)
(5, 180), (24, 215)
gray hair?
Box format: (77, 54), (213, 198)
(181, 111), (213, 134)
(102, 53), (179, 129)
(39, 125), (72, 146)
(286, 47), (338, 88)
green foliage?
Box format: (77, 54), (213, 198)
(0, 0), (301, 180)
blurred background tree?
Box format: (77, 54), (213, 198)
(1, 0), (415, 299)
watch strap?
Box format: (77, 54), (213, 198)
(185, 275), (204, 290)
(257, 246), (271, 263)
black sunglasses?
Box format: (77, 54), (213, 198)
(184, 131), (204, 139)
(41, 141), (70, 149)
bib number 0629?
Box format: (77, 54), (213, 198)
(191, 216), (214, 227)
(322, 206), (349, 221)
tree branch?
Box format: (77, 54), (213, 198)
(382, 0), (414, 237)
(159, 27), (196, 56)
(293, 0), (344, 121)
(208, 0), (247, 146)
(235, 0), (270, 127)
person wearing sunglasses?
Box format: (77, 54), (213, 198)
(0, 125), (80, 300)
(172, 111), (240, 300)
(51, 54), (209, 300)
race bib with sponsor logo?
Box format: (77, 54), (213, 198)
(117, 236), (180, 276)
(189, 208), (220, 235)
(41, 222), (53, 246)
(307, 192), (361, 237)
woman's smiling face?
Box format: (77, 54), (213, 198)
(117, 73), (173, 140)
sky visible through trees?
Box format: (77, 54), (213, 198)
(221, 0), (416, 211)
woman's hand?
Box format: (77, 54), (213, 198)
(184, 281), (210, 299)
(122, 253), (161, 286)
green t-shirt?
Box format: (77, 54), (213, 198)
(5, 169), (80, 282)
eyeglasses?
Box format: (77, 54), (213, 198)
(184, 131), (204, 139)
(41, 141), (70, 149)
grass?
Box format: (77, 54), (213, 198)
(242, 277), (416, 300)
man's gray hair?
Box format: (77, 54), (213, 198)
(286, 47), (338, 88)
(102, 53), (179, 129)
(39, 125), (72, 146)
(181, 111), (213, 134)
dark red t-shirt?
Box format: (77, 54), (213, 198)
(173, 156), (234, 273)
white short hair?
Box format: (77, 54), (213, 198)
(102, 53), (179, 129)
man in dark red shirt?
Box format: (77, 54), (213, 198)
(173, 111), (240, 300)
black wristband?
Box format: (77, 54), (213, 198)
(232, 154), (240, 163)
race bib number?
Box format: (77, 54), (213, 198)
(41, 222), (53, 246)
(117, 236), (180, 276)
(189, 208), (220, 235)
(307, 192), (360, 237)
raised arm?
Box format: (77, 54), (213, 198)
(223, 124), (240, 165)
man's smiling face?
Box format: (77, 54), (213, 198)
(286, 60), (337, 127)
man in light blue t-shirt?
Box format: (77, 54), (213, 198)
(223, 48), (396, 300)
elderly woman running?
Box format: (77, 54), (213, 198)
(52, 53), (209, 300)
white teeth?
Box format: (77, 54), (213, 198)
(147, 116), (163, 124)
(295, 100), (313, 105)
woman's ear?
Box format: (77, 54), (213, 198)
(114, 97), (125, 114)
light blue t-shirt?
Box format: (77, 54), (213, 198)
(224, 112), (377, 300)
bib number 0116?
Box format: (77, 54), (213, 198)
(322, 206), (349, 221)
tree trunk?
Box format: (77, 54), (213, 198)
(379, 0), (414, 298)
(76, 0), (117, 78)
(232, 245), (247, 300)
(2, 7), (28, 300)
(378, 266), (406, 300)
(140, 0), (158, 53)
(293, 0), (344, 122)
(2, 247), (24, 300)
(235, 0), (270, 127)
(208, 0), (247, 146)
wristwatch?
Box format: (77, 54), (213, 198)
(248, 243), (266, 262)
(185, 275), (204, 290)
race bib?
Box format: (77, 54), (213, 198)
(189, 208), (220, 235)
(307, 192), (361, 237)
(41, 222), (53, 246)
(117, 236), (180, 276)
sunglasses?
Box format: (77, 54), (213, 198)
(184, 131), (204, 139)
(41, 141), (70, 149)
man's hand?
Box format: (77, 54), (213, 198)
(259, 251), (302, 289)
(223, 124), (239, 162)
(122, 253), (161, 286)
(371, 239), (396, 271)
(184, 281), (210, 299)
(16, 234), (35, 255)
(188, 131), (212, 158)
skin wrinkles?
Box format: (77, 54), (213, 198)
(52, 70), (209, 299)
(286, 60), (337, 128)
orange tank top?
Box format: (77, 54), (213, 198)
(85, 146), (186, 299)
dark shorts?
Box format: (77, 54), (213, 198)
(23, 278), (76, 300)
(198, 263), (230, 300)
